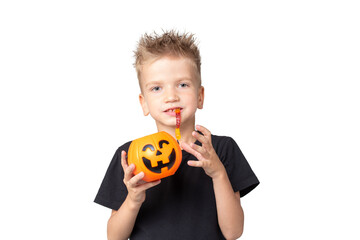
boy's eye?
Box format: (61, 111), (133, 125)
(179, 83), (189, 88)
(151, 86), (161, 92)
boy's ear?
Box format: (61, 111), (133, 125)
(139, 93), (150, 116)
(197, 86), (205, 109)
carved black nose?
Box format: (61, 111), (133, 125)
(156, 150), (162, 156)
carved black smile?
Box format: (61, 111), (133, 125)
(142, 148), (176, 173)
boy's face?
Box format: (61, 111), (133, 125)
(139, 55), (204, 130)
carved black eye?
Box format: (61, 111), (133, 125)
(142, 144), (155, 151)
(159, 140), (169, 148)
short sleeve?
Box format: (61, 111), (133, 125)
(94, 142), (131, 210)
(218, 137), (259, 198)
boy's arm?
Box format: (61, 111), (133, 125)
(107, 151), (161, 240)
(107, 196), (142, 240)
(181, 125), (244, 240)
(212, 173), (244, 240)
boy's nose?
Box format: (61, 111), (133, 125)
(164, 89), (179, 102)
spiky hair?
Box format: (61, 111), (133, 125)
(133, 30), (201, 83)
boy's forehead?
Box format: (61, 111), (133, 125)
(140, 55), (201, 85)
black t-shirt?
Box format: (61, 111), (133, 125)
(94, 134), (259, 240)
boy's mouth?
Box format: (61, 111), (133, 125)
(164, 107), (182, 112)
(164, 107), (182, 116)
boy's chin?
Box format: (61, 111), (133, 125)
(155, 122), (177, 129)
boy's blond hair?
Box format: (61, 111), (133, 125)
(134, 30), (201, 85)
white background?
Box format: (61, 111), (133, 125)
(1, 0), (359, 239)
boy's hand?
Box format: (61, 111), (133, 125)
(120, 150), (161, 205)
(181, 125), (226, 179)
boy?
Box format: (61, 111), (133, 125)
(94, 30), (259, 240)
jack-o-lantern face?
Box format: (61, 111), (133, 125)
(127, 132), (182, 182)
(142, 140), (176, 173)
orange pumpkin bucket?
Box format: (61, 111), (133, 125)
(127, 131), (182, 182)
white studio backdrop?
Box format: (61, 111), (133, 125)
(0, 0), (359, 239)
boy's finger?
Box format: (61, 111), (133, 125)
(137, 180), (161, 192)
(128, 171), (145, 188)
(124, 163), (135, 182)
(180, 142), (203, 161)
(120, 150), (128, 170)
(190, 142), (207, 156)
(192, 131), (207, 145)
(187, 160), (203, 168)
(196, 125), (211, 138)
